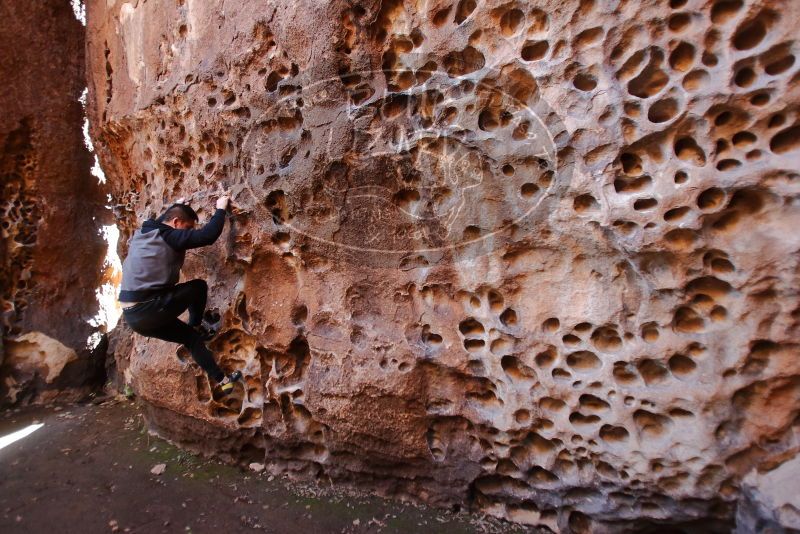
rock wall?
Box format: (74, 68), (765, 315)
(87, 0), (800, 530)
(0, 0), (109, 404)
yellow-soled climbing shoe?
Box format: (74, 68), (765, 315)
(218, 370), (242, 397)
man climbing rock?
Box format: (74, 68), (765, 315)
(118, 192), (242, 396)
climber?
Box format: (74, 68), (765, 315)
(117, 191), (242, 396)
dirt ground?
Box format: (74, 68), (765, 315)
(0, 397), (531, 534)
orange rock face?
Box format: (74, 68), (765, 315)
(0, 1), (109, 403)
(87, 0), (800, 529)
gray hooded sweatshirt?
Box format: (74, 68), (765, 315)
(118, 208), (226, 302)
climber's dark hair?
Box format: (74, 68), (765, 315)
(158, 203), (199, 224)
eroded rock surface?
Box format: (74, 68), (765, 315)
(0, 0), (109, 403)
(87, 0), (800, 530)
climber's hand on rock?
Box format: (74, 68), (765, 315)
(216, 192), (230, 210)
(175, 197), (186, 204)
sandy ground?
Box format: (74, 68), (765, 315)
(0, 398), (532, 534)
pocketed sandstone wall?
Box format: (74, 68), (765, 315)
(87, 0), (800, 530)
(0, 0), (109, 404)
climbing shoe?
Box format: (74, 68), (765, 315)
(193, 322), (217, 342)
(192, 324), (217, 341)
(195, 310), (222, 341)
(218, 370), (243, 397)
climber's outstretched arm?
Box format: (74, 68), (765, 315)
(161, 208), (225, 250)
(161, 193), (229, 250)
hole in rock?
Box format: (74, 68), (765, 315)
(535, 347), (557, 367)
(464, 339), (485, 352)
(573, 194), (599, 212)
(697, 187), (725, 210)
(648, 98), (679, 122)
(591, 326), (622, 351)
(569, 412), (601, 428)
(716, 158), (741, 171)
(711, 0), (743, 24)
(668, 12), (691, 32)
(732, 10), (775, 51)
(499, 308), (518, 327)
(633, 197), (658, 211)
(543, 318), (560, 332)
(732, 131), (757, 147)
(664, 206), (690, 222)
(765, 54), (795, 76)
(501, 355), (537, 380)
(770, 125), (800, 154)
(750, 93), (770, 106)
(613, 362), (639, 384)
(500, 9), (524, 36)
(443, 46), (485, 76)
(669, 354), (697, 376)
(600, 424), (629, 443)
(459, 317), (485, 336)
(552, 368), (572, 380)
(514, 409), (530, 424)
(669, 42), (695, 71)
(674, 137), (706, 165)
(673, 306), (705, 332)
(682, 69), (709, 90)
(665, 228), (698, 250)
(769, 114), (786, 129)
(573, 72), (597, 91)
(539, 397), (567, 413)
(521, 40), (549, 61)
(620, 152), (643, 175)
(614, 175), (652, 193)
(478, 109), (498, 131)
(520, 182), (539, 199)
(573, 322), (592, 333)
(579, 394), (610, 413)
(454, 0), (477, 24)
(637, 359), (670, 385)
(641, 323), (660, 342)
(566, 351), (601, 372)
(633, 410), (673, 439)
(487, 290), (504, 311)
(431, 6), (452, 26)
(734, 67), (756, 88)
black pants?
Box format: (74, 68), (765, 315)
(122, 279), (225, 383)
